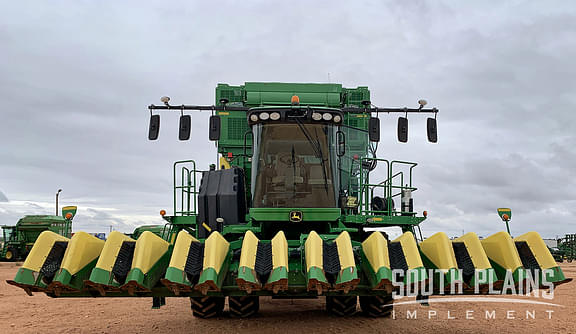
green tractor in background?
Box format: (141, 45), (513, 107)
(1, 206), (76, 261)
(7, 82), (571, 318)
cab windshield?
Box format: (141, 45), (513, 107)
(251, 122), (337, 208)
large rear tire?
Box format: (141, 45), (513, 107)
(359, 295), (394, 317)
(229, 296), (259, 318)
(190, 296), (225, 318)
(326, 296), (357, 316)
(4, 248), (18, 262)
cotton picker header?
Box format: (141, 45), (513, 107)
(8, 82), (570, 318)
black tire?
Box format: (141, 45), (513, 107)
(359, 295), (394, 317)
(190, 296), (225, 318)
(229, 296), (259, 318)
(326, 296), (357, 316)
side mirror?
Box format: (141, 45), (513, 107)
(397, 117), (408, 143)
(368, 117), (380, 142)
(148, 114), (160, 140)
(209, 115), (221, 141)
(179, 115), (191, 140)
(427, 117), (437, 143)
(336, 130), (346, 157)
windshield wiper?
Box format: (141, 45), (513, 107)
(295, 119), (329, 193)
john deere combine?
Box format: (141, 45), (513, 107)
(8, 83), (570, 318)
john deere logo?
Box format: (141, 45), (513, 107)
(290, 211), (303, 222)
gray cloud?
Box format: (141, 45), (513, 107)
(0, 1), (575, 238)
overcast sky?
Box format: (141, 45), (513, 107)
(0, 1), (575, 239)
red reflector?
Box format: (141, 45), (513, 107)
(227, 152), (233, 158)
(353, 154), (359, 160)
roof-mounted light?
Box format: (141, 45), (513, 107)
(333, 115), (341, 123)
(322, 113), (333, 121)
(250, 114), (259, 122)
(270, 112), (281, 121)
(259, 112), (270, 120)
(311, 112), (322, 121)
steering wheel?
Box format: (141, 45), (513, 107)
(278, 152), (300, 165)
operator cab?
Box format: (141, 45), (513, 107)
(248, 107), (343, 208)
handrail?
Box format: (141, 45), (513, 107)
(357, 157), (418, 217)
(173, 160), (202, 216)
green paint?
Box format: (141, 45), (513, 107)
(88, 267), (117, 287)
(164, 267), (190, 286)
(267, 266), (288, 285)
(306, 266), (328, 285)
(237, 266), (258, 285)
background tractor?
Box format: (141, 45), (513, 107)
(7, 82), (570, 318)
(1, 206), (75, 261)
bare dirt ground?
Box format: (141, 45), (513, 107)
(0, 262), (575, 334)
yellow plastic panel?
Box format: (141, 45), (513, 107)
(515, 232), (557, 269)
(454, 232), (491, 270)
(362, 231), (390, 271)
(168, 231), (199, 271)
(239, 230), (259, 268)
(305, 231), (323, 271)
(420, 232), (458, 270)
(22, 231), (69, 272)
(334, 231), (355, 269)
(271, 231), (288, 270)
(394, 232), (424, 270)
(94, 231), (135, 271)
(131, 231), (169, 273)
(60, 232), (105, 275)
(202, 231), (230, 274)
(481, 231), (523, 271)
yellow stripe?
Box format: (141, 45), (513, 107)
(202, 231), (230, 274)
(305, 231), (323, 271)
(361, 231), (390, 272)
(239, 230), (259, 269)
(271, 231), (288, 270)
(22, 231), (69, 272)
(394, 232), (424, 270)
(420, 232), (458, 271)
(334, 231), (355, 269)
(514, 232), (557, 269)
(94, 231), (135, 271)
(202, 223), (212, 233)
(131, 231), (169, 273)
(454, 232), (491, 270)
(481, 231), (523, 271)
(60, 232), (105, 275)
(168, 230), (199, 271)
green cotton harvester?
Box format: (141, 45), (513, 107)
(7, 82), (571, 318)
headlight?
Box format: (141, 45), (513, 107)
(311, 112), (322, 121)
(270, 112), (281, 121)
(333, 115), (341, 123)
(259, 112), (270, 120)
(322, 113), (333, 121)
(250, 114), (259, 122)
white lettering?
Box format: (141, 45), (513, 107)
(447, 311), (455, 320)
(485, 310), (496, 319)
(507, 310), (516, 319)
(466, 310), (474, 320)
(407, 310), (417, 319)
(546, 310), (554, 319)
(428, 310), (437, 319)
(526, 310), (535, 319)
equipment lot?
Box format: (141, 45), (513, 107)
(0, 262), (574, 333)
